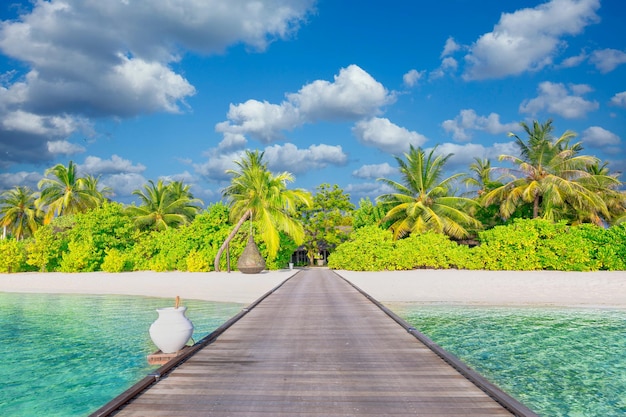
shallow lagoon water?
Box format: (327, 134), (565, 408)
(396, 304), (626, 417)
(0, 292), (243, 417)
(2, 293), (625, 417)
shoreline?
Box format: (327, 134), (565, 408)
(1, 269), (625, 308)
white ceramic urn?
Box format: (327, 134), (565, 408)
(149, 306), (194, 354)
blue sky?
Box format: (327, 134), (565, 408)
(1, 0), (625, 205)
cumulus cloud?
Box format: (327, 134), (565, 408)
(434, 142), (519, 170)
(216, 65), (394, 143)
(430, 57), (458, 80)
(47, 140), (86, 155)
(101, 173), (148, 198)
(215, 100), (301, 143)
(344, 182), (395, 200)
(263, 143), (348, 174)
(581, 126), (621, 148)
(0, 171), (41, 191)
(194, 150), (242, 182)
(352, 117), (428, 155)
(441, 37), (461, 58)
(442, 109), (520, 142)
(0, 0), (315, 166)
(78, 155), (146, 175)
(195, 142), (348, 183)
(520, 81), (599, 119)
(589, 48), (626, 73)
(463, 0), (600, 80)
(403, 69), (424, 88)
(611, 92), (626, 108)
(352, 163), (396, 179)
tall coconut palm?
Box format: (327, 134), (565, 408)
(377, 145), (481, 240)
(126, 179), (202, 231)
(463, 158), (509, 197)
(483, 120), (613, 224)
(214, 150), (312, 272)
(573, 162), (625, 225)
(37, 161), (101, 224)
(82, 174), (113, 205)
(0, 186), (41, 239)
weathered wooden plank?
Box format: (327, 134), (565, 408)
(100, 269), (535, 417)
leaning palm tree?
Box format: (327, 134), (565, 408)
(214, 150), (312, 272)
(126, 179), (202, 231)
(0, 186), (41, 240)
(483, 120), (614, 224)
(377, 145), (481, 240)
(37, 161), (100, 224)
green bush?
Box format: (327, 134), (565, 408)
(574, 223), (626, 270)
(26, 220), (71, 272)
(101, 248), (132, 273)
(329, 227), (475, 271)
(328, 226), (395, 271)
(0, 239), (28, 273)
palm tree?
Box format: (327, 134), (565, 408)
(573, 162), (625, 225)
(126, 179), (203, 231)
(483, 120), (613, 224)
(463, 158), (509, 197)
(37, 161), (100, 223)
(214, 150), (312, 272)
(377, 145), (481, 240)
(0, 186), (41, 240)
(82, 174), (113, 205)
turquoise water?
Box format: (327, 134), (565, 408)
(0, 292), (243, 417)
(396, 305), (626, 417)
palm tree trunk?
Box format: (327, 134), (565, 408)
(533, 195), (540, 218)
(214, 209), (252, 272)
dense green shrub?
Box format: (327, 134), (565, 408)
(26, 218), (72, 272)
(101, 248), (132, 273)
(328, 227), (473, 271)
(574, 223), (626, 270)
(327, 226), (395, 271)
(474, 219), (601, 271)
(0, 238), (28, 272)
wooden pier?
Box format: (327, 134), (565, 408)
(92, 269), (537, 416)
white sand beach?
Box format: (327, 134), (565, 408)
(1, 268), (625, 308)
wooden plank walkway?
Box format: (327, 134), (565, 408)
(96, 269), (537, 416)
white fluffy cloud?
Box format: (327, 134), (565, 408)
(344, 182), (394, 200)
(195, 142), (347, 182)
(217, 65), (394, 143)
(263, 143), (348, 174)
(403, 69), (424, 88)
(0, 171), (41, 190)
(215, 100), (301, 143)
(102, 173), (148, 198)
(352, 163), (396, 179)
(441, 37), (461, 58)
(47, 140), (86, 156)
(0, 0), (315, 165)
(463, 0), (600, 80)
(520, 81), (599, 119)
(611, 92), (626, 108)
(352, 117), (427, 155)
(581, 126), (621, 148)
(589, 49), (626, 73)
(434, 142), (519, 170)
(442, 109), (520, 142)
(79, 155), (146, 175)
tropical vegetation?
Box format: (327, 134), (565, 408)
(1, 120), (625, 273)
(214, 150), (312, 271)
